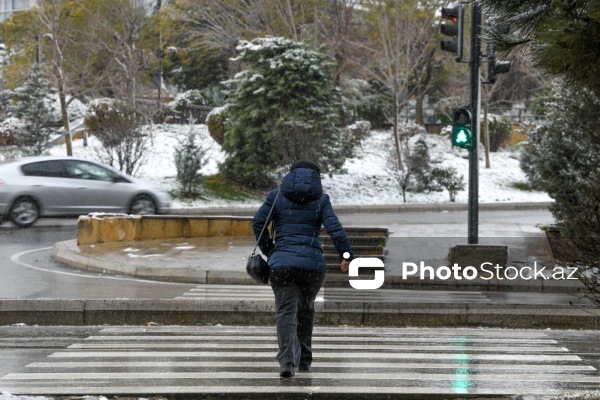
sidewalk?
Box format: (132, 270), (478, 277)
(53, 202), (580, 293)
(6, 202), (600, 329)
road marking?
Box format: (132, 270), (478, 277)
(83, 335), (558, 344)
(98, 326), (555, 338)
(0, 386), (566, 396)
(66, 343), (568, 352)
(10, 247), (194, 286)
(176, 285), (492, 303)
(47, 351), (580, 361)
(2, 325), (595, 397)
(27, 361), (594, 371)
(5, 371), (600, 382)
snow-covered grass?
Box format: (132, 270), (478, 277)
(45, 124), (551, 208)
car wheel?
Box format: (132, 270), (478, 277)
(129, 194), (157, 215)
(10, 196), (40, 228)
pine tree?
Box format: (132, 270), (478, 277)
(10, 64), (56, 156)
(479, 0), (600, 97)
(220, 37), (351, 189)
(175, 127), (209, 197)
(525, 82), (600, 304)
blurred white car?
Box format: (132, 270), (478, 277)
(0, 156), (172, 227)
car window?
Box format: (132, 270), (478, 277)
(66, 161), (116, 181)
(21, 160), (68, 178)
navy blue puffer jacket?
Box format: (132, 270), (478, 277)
(252, 167), (354, 272)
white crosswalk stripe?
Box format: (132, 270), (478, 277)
(175, 284), (492, 303)
(1, 325), (597, 397)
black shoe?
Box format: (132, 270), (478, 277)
(298, 363), (311, 372)
(279, 363), (295, 377)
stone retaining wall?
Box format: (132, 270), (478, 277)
(77, 214), (254, 245)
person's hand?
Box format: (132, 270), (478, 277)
(341, 259), (350, 272)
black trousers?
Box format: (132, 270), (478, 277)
(269, 267), (326, 368)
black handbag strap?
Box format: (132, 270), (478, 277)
(252, 189), (281, 255)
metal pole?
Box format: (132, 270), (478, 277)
(157, 53), (162, 109)
(35, 35), (40, 64)
(468, 3), (482, 244)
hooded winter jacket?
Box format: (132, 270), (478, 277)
(252, 167), (354, 272)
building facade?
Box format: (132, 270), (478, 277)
(0, 0), (35, 23)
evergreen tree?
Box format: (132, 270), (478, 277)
(410, 137), (436, 192)
(10, 64), (56, 156)
(220, 37), (351, 189)
(174, 127), (209, 197)
(525, 82), (600, 304)
(479, 0), (600, 97)
(525, 83), (600, 230)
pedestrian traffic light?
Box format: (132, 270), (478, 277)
(440, 4), (464, 61)
(487, 43), (511, 83)
(451, 107), (471, 148)
(486, 24), (511, 84)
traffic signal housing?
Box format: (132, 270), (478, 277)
(440, 4), (464, 61)
(486, 25), (511, 83)
(451, 107), (472, 148)
(487, 44), (511, 83)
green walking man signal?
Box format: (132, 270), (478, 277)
(451, 107), (472, 148)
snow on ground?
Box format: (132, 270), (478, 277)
(48, 124), (551, 208)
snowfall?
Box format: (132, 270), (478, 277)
(0, 125), (563, 400)
(32, 123), (550, 208)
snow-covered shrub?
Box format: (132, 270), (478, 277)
(174, 127), (210, 197)
(85, 99), (147, 176)
(487, 115), (513, 152)
(9, 65), (56, 156)
(0, 117), (23, 146)
(431, 166), (465, 202)
(220, 37), (352, 189)
(167, 89), (214, 112)
(517, 124), (544, 190)
(206, 106), (228, 145)
(527, 83), (600, 304)
(356, 81), (392, 129)
(345, 120), (371, 144)
(409, 136), (437, 192)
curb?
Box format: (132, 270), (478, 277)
(53, 239), (583, 294)
(1, 299), (599, 329)
(174, 202), (553, 216)
(53, 240), (258, 285)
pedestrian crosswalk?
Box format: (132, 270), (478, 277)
(1, 325), (598, 397)
(175, 284), (492, 303)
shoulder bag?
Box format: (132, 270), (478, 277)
(246, 190), (280, 284)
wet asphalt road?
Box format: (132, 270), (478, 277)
(1, 325), (600, 398)
(0, 209), (555, 300)
(0, 218), (196, 300)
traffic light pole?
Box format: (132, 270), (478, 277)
(468, 3), (482, 244)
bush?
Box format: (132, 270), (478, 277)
(174, 127), (210, 197)
(345, 120), (371, 145)
(431, 166), (465, 202)
(356, 93), (391, 129)
(84, 99), (147, 176)
(486, 116), (513, 152)
(167, 89), (214, 112)
(409, 137), (437, 192)
(518, 125), (544, 190)
(220, 37), (351, 189)
(206, 106), (228, 145)
(524, 83), (600, 303)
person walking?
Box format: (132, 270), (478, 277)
(252, 160), (354, 377)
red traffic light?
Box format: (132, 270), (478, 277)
(442, 6), (459, 22)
